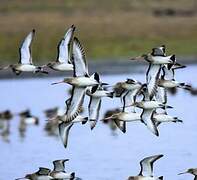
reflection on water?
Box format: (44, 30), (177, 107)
(0, 65), (197, 180)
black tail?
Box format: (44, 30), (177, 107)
(70, 172), (75, 180)
(107, 92), (114, 98)
(82, 117), (88, 125)
(168, 55), (176, 70)
(158, 176), (163, 180)
(94, 72), (100, 83)
(91, 85), (98, 94)
(170, 54), (176, 63)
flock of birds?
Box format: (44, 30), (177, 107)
(0, 25), (196, 179)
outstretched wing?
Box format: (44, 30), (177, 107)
(66, 87), (86, 122)
(57, 25), (75, 63)
(53, 159), (69, 172)
(155, 87), (167, 104)
(73, 37), (88, 77)
(122, 88), (140, 113)
(146, 64), (161, 99)
(88, 96), (101, 129)
(36, 167), (51, 175)
(139, 154), (164, 176)
(141, 109), (159, 136)
(59, 122), (74, 149)
(19, 29), (35, 64)
(162, 66), (174, 80)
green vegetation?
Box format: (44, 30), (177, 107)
(0, 0), (197, 64)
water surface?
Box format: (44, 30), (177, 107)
(0, 65), (197, 180)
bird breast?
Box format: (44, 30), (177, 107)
(73, 77), (98, 87)
(53, 63), (73, 71)
(17, 64), (36, 71)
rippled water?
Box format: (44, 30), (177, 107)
(0, 65), (197, 180)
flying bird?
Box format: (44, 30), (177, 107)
(46, 25), (75, 72)
(2, 30), (48, 75)
(127, 154), (164, 180)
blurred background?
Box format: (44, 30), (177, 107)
(0, 0), (197, 64)
(1, 1), (197, 180)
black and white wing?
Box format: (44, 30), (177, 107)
(19, 29), (35, 64)
(36, 167), (51, 175)
(146, 64), (161, 99)
(141, 109), (159, 136)
(162, 66), (174, 80)
(66, 87), (86, 122)
(113, 118), (126, 133)
(53, 159), (69, 172)
(57, 25), (75, 63)
(155, 87), (167, 104)
(151, 45), (166, 56)
(122, 89), (140, 113)
(73, 37), (88, 77)
(88, 96), (101, 130)
(139, 154), (164, 176)
(59, 121), (74, 149)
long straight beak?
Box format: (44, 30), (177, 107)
(178, 171), (187, 175)
(121, 102), (136, 108)
(51, 81), (64, 85)
(101, 82), (109, 86)
(130, 56), (143, 61)
(0, 65), (9, 70)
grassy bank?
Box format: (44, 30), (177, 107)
(0, 0), (197, 64)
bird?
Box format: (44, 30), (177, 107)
(16, 167), (54, 180)
(58, 112), (88, 148)
(130, 46), (175, 99)
(18, 110), (39, 125)
(153, 110), (182, 124)
(2, 30), (48, 75)
(18, 110), (39, 138)
(114, 79), (143, 112)
(50, 159), (75, 179)
(127, 154), (164, 180)
(46, 25), (75, 72)
(52, 37), (107, 123)
(103, 111), (141, 133)
(132, 85), (172, 136)
(158, 65), (192, 91)
(86, 85), (113, 129)
(0, 110), (13, 121)
(178, 168), (197, 180)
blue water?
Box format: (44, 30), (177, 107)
(0, 65), (197, 180)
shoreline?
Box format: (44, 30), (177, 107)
(0, 56), (196, 79)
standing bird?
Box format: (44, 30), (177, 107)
(46, 25), (75, 71)
(2, 30), (47, 75)
(18, 110), (39, 138)
(178, 168), (197, 180)
(50, 159), (75, 179)
(127, 154), (164, 180)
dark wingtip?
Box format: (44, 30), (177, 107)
(170, 54), (176, 62)
(108, 92), (114, 98)
(166, 105), (173, 109)
(32, 29), (35, 33)
(82, 117), (88, 125)
(71, 24), (76, 31)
